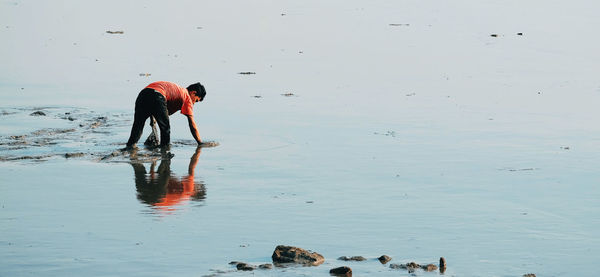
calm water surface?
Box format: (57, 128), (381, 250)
(1, 105), (598, 277)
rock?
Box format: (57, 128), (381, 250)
(491, 34), (499, 37)
(404, 262), (420, 269)
(272, 245), (324, 266)
(106, 30), (124, 34)
(258, 264), (273, 269)
(439, 257), (447, 273)
(235, 262), (255, 271)
(378, 255), (392, 264)
(523, 274), (536, 277)
(329, 266), (352, 276)
(338, 256), (366, 261)
(421, 264), (438, 271)
(238, 72), (256, 75)
(517, 32), (524, 36)
(30, 111), (46, 116)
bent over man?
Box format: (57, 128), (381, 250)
(126, 81), (206, 148)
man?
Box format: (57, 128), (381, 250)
(126, 81), (206, 149)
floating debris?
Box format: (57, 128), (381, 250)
(106, 30), (124, 34)
(490, 34), (499, 37)
(374, 130), (396, 137)
(281, 93), (295, 97)
(389, 23), (410, 26)
(64, 152), (85, 158)
(498, 167), (539, 172)
(238, 72), (256, 75)
(517, 32), (524, 36)
(139, 73), (151, 77)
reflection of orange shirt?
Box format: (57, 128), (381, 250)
(153, 176), (196, 209)
(145, 81), (193, 116)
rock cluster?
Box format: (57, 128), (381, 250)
(389, 261), (438, 272)
(224, 245), (450, 276)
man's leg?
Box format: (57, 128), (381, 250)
(126, 91), (152, 147)
(150, 92), (171, 147)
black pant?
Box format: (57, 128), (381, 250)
(126, 89), (171, 147)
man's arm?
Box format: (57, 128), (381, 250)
(186, 115), (202, 144)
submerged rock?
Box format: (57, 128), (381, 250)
(258, 264), (273, 269)
(378, 255), (392, 264)
(338, 256), (366, 261)
(523, 274), (536, 277)
(235, 262), (255, 271)
(272, 245), (324, 266)
(329, 266), (352, 276)
(421, 263), (438, 271)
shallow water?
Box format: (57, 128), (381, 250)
(2, 0), (600, 276)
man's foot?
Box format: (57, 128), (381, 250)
(122, 144), (137, 151)
(159, 143), (171, 151)
(159, 146), (174, 159)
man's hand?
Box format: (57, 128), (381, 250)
(186, 115), (202, 144)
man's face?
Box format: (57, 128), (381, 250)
(191, 91), (203, 103)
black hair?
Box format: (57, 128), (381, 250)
(187, 82), (206, 99)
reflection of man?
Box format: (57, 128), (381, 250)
(131, 147), (206, 210)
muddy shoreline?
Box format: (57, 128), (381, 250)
(0, 107), (216, 163)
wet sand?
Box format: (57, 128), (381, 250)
(2, 0), (600, 276)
